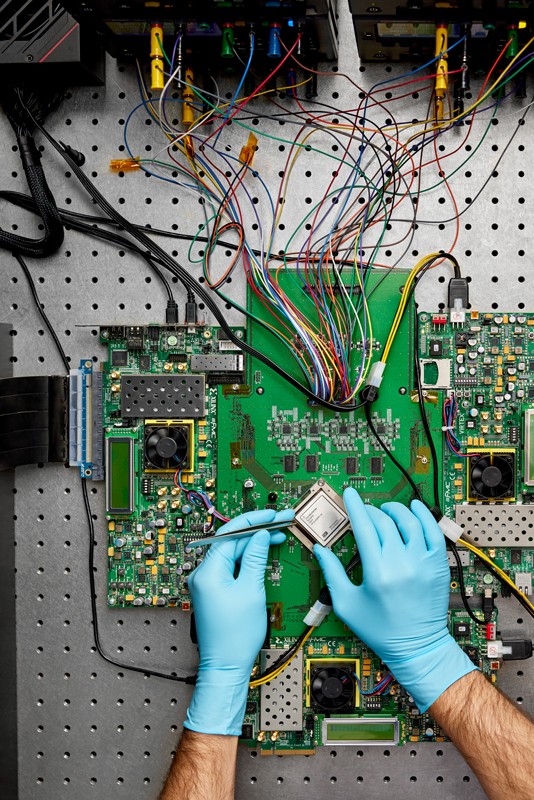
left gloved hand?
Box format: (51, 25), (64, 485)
(184, 508), (294, 736)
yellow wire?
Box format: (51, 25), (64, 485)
(249, 628), (315, 688)
(460, 538), (534, 618)
(381, 252), (442, 364)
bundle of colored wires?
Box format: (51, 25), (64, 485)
(354, 673), (394, 696)
(175, 470), (230, 528)
(443, 393), (479, 457)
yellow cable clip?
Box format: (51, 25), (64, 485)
(150, 23), (165, 91)
(434, 23), (448, 121)
(109, 158), (141, 172)
(239, 132), (258, 166)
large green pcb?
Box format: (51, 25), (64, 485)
(99, 271), (534, 752)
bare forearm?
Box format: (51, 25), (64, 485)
(429, 670), (534, 800)
(159, 729), (238, 800)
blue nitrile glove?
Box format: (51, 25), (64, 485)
(184, 507), (294, 736)
(313, 488), (477, 713)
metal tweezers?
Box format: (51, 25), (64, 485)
(187, 520), (294, 548)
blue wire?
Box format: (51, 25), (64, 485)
(214, 32), (255, 144)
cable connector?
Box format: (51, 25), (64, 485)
(110, 158), (140, 172)
(59, 141), (85, 167)
(448, 277), (469, 326)
(483, 587), (495, 622)
(438, 514), (463, 543)
(361, 360), (386, 404)
(166, 300), (179, 324)
(303, 598), (332, 627)
(487, 639), (533, 661)
(185, 301), (198, 325)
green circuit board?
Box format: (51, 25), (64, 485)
(96, 270), (534, 751)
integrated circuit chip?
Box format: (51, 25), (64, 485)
(370, 456), (383, 475)
(289, 480), (351, 551)
(283, 454), (297, 473)
(305, 454), (319, 472)
(345, 456), (358, 475)
(111, 349), (128, 366)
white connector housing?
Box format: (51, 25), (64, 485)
(303, 599), (332, 627)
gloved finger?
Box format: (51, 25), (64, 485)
(343, 487), (381, 570)
(365, 504), (405, 551)
(195, 536), (239, 584)
(237, 529), (271, 588)
(380, 502), (426, 551)
(409, 500), (446, 555)
(313, 543), (353, 596)
(234, 531), (286, 562)
(227, 508), (294, 561)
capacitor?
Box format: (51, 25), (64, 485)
(176, 567), (183, 575)
(244, 478), (255, 489)
(155, 518), (166, 527)
(504, 393), (512, 401)
(483, 573), (494, 585)
(458, 366), (466, 374)
(195, 547), (204, 555)
(167, 335), (178, 346)
(468, 351), (477, 360)
(425, 727), (434, 737)
(507, 382), (515, 392)
(133, 597), (143, 606)
(469, 368), (476, 376)
(469, 408), (478, 417)
(183, 561), (193, 571)
(182, 504), (192, 515)
(144, 531), (153, 541)
(509, 314), (517, 323)
(456, 354), (464, 364)
(467, 338), (477, 346)
(109, 597), (116, 606)
(143, 546), (154, 557)
(114, 537), (125, 548)
(156, 597), (167, 606)
(477, 346), (485, 354)
(144, 597), (153, 606)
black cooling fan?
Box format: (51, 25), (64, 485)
(469, 452), (515, 501)
(310, 667), (355, 712)
(144, 425), (189, 471)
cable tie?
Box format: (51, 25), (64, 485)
(441, 425), (454, 431)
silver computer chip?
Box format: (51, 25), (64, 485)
(289, 480), (350, 551)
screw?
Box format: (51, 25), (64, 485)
(26, 54), (34, 62)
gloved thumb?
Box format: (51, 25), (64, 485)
(238, 530), (271, 587)
(313, 544), (352, 596)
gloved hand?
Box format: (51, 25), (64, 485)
(184, 507), (294, 736)
(313, 488), (477, 713)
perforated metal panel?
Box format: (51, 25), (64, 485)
(2, 1), (534, 797)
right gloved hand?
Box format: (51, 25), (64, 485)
(313, 488), (477, 713)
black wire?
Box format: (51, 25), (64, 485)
(23, 114), (366, 412)
(17, 251), (197, 683)
(413, 304), (441, 510)
(15, 253), (69, 372)
(82, 480), (196, 684)
(364, 403), (424, 502)
(449, 541), (488, 628)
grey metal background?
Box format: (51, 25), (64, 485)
(2, 2), (534, 797)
